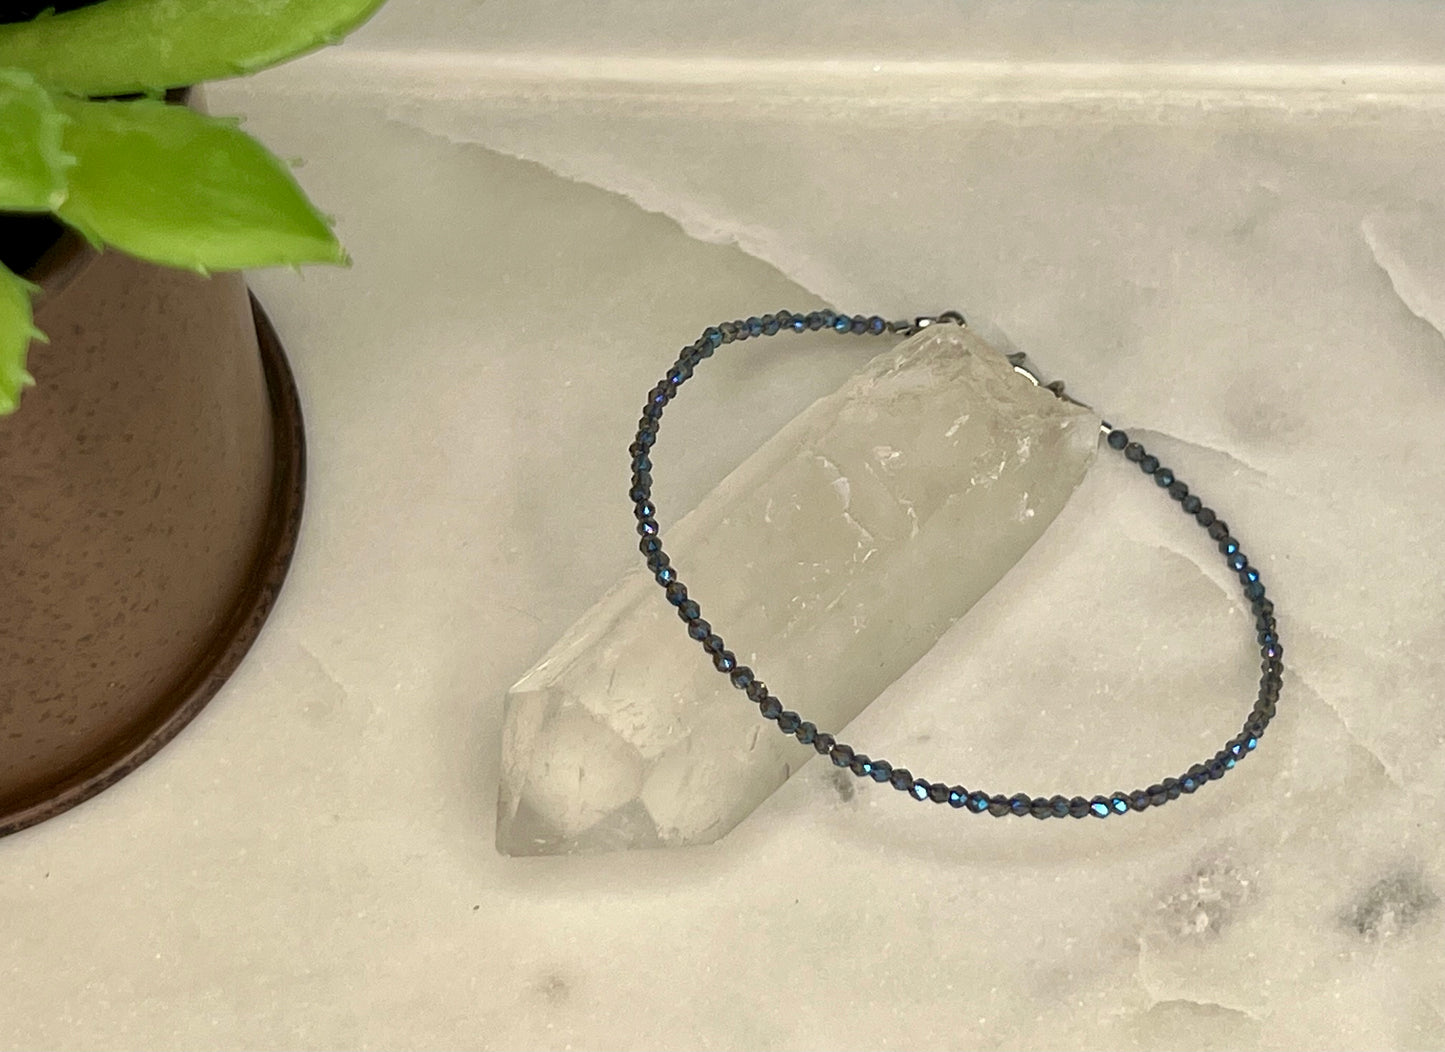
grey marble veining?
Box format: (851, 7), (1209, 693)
(0, 28), (1441, 1047)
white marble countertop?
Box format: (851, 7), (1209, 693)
(4, 2), (1445, 1047)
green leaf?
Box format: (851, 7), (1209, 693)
(0, 68), (70, 212)
(0, 0), (386, 97)
(0, 262), (40, 416)
(54, 97), (346, 272)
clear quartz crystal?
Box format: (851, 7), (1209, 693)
(497, 325), (1100, 855)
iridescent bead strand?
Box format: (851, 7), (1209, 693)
(629, 310), (1280, 819)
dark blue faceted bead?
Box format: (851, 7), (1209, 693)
(1245, 581), (1266, 600)
(777, 710), (801, 734)
(1241, 567), (1261, 585)
(812, 732), (835, 755)
(806, 312), (824, 330)
(731, 320), (748, 341)
(909, 779), (930, 801)
(746, 316), (764, 337)
(712, 649), (736, 672)
(1245, 733), (1260, 751)
(677, 599), (700, 621)
(869, 758), (892, 783)
(1110, 794), (1130, 815)
(1263, 641), (1283, 661)
(849, 753), (873, 777)
(868, 316), (886, 335)
(687, 619), (710, 641)
(1217, 749), (1236, 771)
(637, 519), (659, 537)
(830, 744), (855, 768)
(1147, 784), (1169, 806)
(728, 665), (754, 690)
(1227, 739), (1246, 761)
(774, 310), (792, 326)
(1206, 758), (1226, 780)
(639, 535), (662, 556)
(889, 768), (914, 791)
(1182, 494), (1202, 514)
(1187, 763), (1209, 787)
(1168, 480), (1189, 501)
(795, 721), (817, 745)
(703, 327), (723, 347)
(967, 792), (991, 814)
(641, 401), (663, 421)
(1069, 796), (1091, 818)
(1029, 797), (1052, 819)
(1050, 795), (1072, 818)
(645, 550), (668, 571)
(1107, 430), (1129, 450)
(1140, 455), (1160, 474)
(1163, 777), (1181, 799)
(759, 696), (782, 720)
(631, 452), (652, 472)
(654, 566), (677, 585)
(1009, 793), (1032, 817)
(1128, 790), (1150, 812)
(745, 679), (768, 702)
(1089, 797), (1112, 818)
(1180, 772), (1200, 793)
(635, 430), (655, 448)
(983, 794), (1008, 817)
(850, 315), (868, 334)
(1227, 551), (1248, 572)
(948, 786), (969, 808)
(1207, 521), (1230, 541)
(634, 500), (656, 520)
(1154, 467), (1174, 487)
(790, 315), (807, 332)
(827, 314), (847, 333)
(701, 633), (725, 655)
(664, 582), (688, 605)
(666, 366), (689, 386)
(761, 314), (779, 336)
(1124, 442), (1145, 462)
(928, 782), (951, 804)
(629, 484), (650, 503)
(1195, 507), (1217, 527)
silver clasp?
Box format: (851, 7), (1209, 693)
(1008, 352), (1113, 435)
(891, 310), (966, 337)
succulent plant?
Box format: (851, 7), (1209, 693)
(0, 0), (387, 413)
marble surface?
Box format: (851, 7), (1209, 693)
(3, 4), (1445, 1047)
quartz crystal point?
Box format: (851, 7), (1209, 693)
(497, 325), (1100, 855)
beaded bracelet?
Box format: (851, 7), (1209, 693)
(628, 310), (1282, 819)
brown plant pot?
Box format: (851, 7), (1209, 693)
(0, 232), (306, 836)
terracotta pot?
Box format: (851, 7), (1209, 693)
(0, 232), (305, 835)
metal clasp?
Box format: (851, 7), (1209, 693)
(891, 310), (966, 337)
(1008, 352), (1113, 435)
